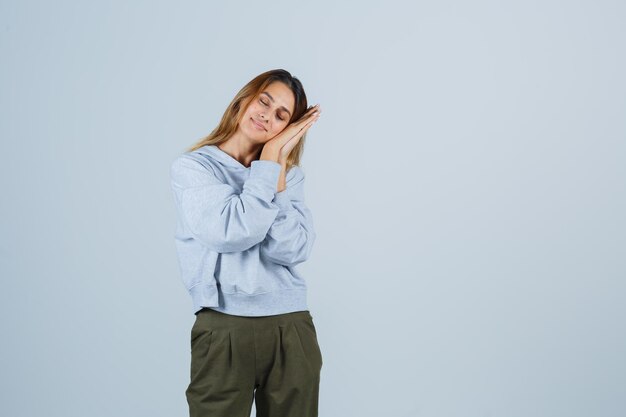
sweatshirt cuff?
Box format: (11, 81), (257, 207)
(248, 160), (282, 201)
(250, 159), (282, 173)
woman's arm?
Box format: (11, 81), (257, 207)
(170, 154), (282, 253)
(277, 161), (288, 193)
(260, 166), (316, 267)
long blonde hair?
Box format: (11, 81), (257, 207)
(187, 69), (310, 170)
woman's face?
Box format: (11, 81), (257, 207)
(241, 81), (296, 142)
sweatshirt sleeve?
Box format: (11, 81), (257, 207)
(170, 154), (283, 253)
(260, 166), (316, 267)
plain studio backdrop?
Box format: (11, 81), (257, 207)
(1, 1), (624, 416)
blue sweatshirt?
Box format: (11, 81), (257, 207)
(169, 144), (316, 316)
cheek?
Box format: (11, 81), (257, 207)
(247, 100), (261, 112)
(276, 121), (288, 132)
(270, 124), (286, 136)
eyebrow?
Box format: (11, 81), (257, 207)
(261, 92), (292, 117)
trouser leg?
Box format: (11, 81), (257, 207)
(185, 309), (256, 417)
(254, 311), (323, 417)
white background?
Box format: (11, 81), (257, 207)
(1, 1), (625, 416)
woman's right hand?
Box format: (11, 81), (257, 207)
(260, 104), (321, 162)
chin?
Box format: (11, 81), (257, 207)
(251, 130), (267, 142)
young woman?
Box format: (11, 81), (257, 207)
(169, 69), (323, 417)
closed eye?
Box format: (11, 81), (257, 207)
(260, 98), (285, 121)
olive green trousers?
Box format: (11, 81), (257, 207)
(186, 307), (323, 417)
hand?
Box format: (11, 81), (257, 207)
(262, 104), (321, 163)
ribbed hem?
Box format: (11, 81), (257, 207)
(191, 287), (308, 317)
(189, 282), (220, 314)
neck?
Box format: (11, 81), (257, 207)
(218, 131), (263, 168)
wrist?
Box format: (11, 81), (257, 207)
(260, 145), (280, 163)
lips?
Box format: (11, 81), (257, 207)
(251, 118), (266, 131)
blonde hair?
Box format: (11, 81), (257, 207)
(187, 69), (310, 170)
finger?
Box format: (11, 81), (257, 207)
(284, 108), (320, 138)
(301, 105), (321, 120)
(289, 120), (316, 143)
(294, 108), (321, 129)
(308, 105), (321, 116)
(299, 114), (319, 130)
(302, 116), (319, 132)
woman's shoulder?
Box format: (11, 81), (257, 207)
(169, 150), (221, 189)
(170, 151), (215, 173)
